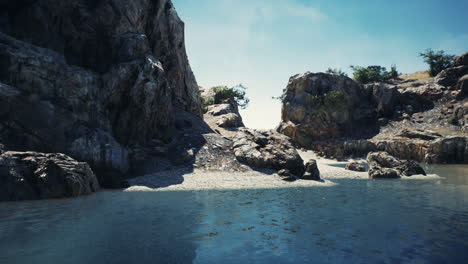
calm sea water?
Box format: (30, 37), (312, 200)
(1, 165), (467, 264)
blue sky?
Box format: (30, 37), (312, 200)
(172, 0), (468, 129)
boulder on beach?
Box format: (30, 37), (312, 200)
(302, 159), (321, 181)
(0, 151), (100, 201)
(367, 151), (426, 179)
(232, 128), (305, 176)
(345, 161), (366, 172)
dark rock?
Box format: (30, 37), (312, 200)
(457, 75), (468, 99)
(454, 52), (468, 67)
(277, 169), (297, 182)
(302, 159), (321, 180)
(0, 0), (203, 188)
(216, 113), (244, 128)
(398, 160), (427, 176)
(367, 151), (426, 179)
(232, 128), (305, 176)
(0, 151), (99, 201)
(435, 66), (468, 87)
(345, 161), (365, 172)
(369, 167), (400, 179)
(397, 129), (442, 140)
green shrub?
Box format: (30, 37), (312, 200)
(326, 68), (348, 77)
(202, 84), (250, 112)
(307, 90), (348, 112)
(350, 65), (400, 84)
(419, 49), (455, 77)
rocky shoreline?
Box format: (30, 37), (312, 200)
(0, 1), (466, 201)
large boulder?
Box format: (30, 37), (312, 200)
(345, 161), (365, 172)
(302, 159), (321, 180)
(435, 66), (468, 87)
(367, 152), (426, 179)
(0, 151), (100, 201)
(278, 72), (376, 146)
(232, 129), (305, 176)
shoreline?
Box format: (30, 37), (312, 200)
(126, 151), (441, 192)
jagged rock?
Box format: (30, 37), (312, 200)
(0, 82), (129, 188)
(302, 159), (320, 180)
(367, 152), (426, 179)
(435, 66), (468, 87)
(397, 129), (442, 140)
(0, 151), (99, 201)
(369, 167), (400, 179)
(457, 75), (468, 99)
(345, 161), (365, 172)
(368, 83), (398, 117)
(278, 72), (376, 146)
(0, 0), (203, 188)
(204, 102), (245, 135)
(232, 128), (305, 176)
(207, 104), (237, 116)
(454, 52), (468, 67)
(216, 113), (244, 128)
(277, 169), (297, 182)
(426, 136), (468, 164)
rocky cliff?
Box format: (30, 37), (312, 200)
(0, 0), (202, 188)
(278, 53), (468, 164)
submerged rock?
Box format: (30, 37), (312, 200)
(0, 151), (99, 201)
(367, 151), (426, 179)
(232, 129), (305, 176)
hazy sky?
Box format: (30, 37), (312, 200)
(172, 0), (468, 129)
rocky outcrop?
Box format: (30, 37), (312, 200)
(454, 53), (468, 67)
(367, 152), (426, 179)
(435, 66), (468, 87)
(277, 169), (297, 182)
(232, 129), (305, 176)
(0, 151), (99, 201)
(278, 72), (377, 146)
(302, 160), (321, 180)
(0, 0), (202, 187)
(206, 103), (244, 129)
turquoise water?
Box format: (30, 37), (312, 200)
(1, 165), (467, 264)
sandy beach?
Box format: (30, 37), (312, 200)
(126, 151), (440, 192)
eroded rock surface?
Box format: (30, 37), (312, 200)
(367, 152), (426, 179)
(0, 151), (99, 201)
(233, 129), (305, 176)
(0, 0), (202, 188)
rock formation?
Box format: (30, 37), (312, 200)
(278, 52), (468, 164)
(277, 72), (377, 146)
(232, 128), (305, 176)
(345, 161), (365, 172)
(0, 151), (99, 201)
(367, 152), (426, 179)
(302, 159), (321, 180)
(0, 0), (202, 188)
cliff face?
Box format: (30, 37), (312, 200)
(0, 0), (202, 187)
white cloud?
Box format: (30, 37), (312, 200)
(284, 4), (327, 21)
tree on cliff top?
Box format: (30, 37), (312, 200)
(350, 65), (399, 84)
(419, 49), (455, 77)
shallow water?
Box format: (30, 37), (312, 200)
(1, 165), (468, 264)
